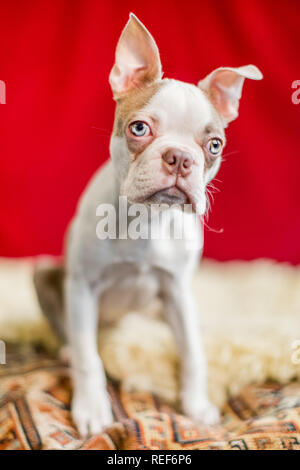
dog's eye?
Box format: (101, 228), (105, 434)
(129, 121), (150, 137)
(208, 138), (223, 156)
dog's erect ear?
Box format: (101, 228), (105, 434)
(109, 13), (162, 99)
(198, 65), (263, 124)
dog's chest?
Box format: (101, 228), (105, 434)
(99, 262), (160, 323)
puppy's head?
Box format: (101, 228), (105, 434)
(109, 14), (262, 214)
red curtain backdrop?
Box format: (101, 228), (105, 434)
(0, 0), (299, 262)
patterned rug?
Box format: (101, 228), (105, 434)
(1, 344), (300, 450)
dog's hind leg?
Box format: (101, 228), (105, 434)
(33, 260), (66, 343)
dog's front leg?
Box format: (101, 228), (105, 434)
(162, 275), (219, 426)
(65, 276), (113, 437)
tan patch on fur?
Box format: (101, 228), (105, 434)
(200, 86), (228, 128)
(113, 81), (165, 137)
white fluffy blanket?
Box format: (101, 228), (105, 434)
(0, 258), (299, 406)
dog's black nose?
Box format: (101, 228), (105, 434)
(162, 148), (193, 176)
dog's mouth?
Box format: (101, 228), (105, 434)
(145, 186), (189, 205)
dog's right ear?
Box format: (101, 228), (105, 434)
(198, 65), (263, 125)
(109, 13), (162, 100)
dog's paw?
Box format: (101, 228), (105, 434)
(72, 390), (114, 438)
(182, 397), (220, 426)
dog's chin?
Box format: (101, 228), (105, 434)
(144, 186), (189, 206)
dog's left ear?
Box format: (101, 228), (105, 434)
(198, 65), (263, 125)
(109, 13), (162, 100)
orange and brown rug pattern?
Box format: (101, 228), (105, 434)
(0, 344), (300, 450)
